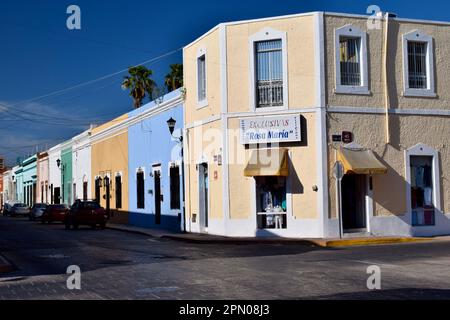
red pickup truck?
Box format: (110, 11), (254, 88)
(65, 200), (108, 230)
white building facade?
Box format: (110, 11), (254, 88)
(72, 129), (92, 201)
(48, 144), (62, 204)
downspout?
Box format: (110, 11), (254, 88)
(383, 12), (391, 144)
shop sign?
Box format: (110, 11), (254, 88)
(342, 131), (353, 144)
(240, 115), (301, 145)
(332, 135), (342, 142)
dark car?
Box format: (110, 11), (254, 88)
(41, 204), (69, 224)
(2, 203), (16, 216)
(10, 203), (31, 217)
(65, 200), (108, 230)
(29, 203), (48, 221)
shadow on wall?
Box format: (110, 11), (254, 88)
(386, 21), (401, 149)
(373, 157), (407, 215)
(288, 156), (303, 195)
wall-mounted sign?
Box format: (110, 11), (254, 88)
(332, 135), (342, 142)
(342, 131), (353, 144)
(240, 115), (301, 145)
(213, 154), (222, 166)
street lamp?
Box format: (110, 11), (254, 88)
(167, 117), (176, 136)
(167, 117), (186, 233)
(56, 159), (65, 204)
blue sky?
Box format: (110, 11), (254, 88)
(0, 0), (449, 166)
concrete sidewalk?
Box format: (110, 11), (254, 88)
(107, 223), (435, 247)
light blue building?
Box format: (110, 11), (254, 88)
(15, 155), (37, 206)
(127, 89), (184, 232)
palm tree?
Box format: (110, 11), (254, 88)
(164, 64), (183, 92)
(122, 66), (155, 108)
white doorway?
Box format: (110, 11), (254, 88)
(198, 163), (209, 232)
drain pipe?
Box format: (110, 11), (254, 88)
(383, 12), (391, 144)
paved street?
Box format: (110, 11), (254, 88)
(0, 216), (450, 300)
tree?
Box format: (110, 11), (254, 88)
(164, 64), (183, 92)
(121, 66), (155, 108)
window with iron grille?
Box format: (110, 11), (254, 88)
(197, 55), (206, 102)
(136, 171), (145, 209)
(407, 41), (427, 89)
(339, 37), (361, 86)
(95, 178), (101, 204)
(170, 165), (181, 210)
(255, 39), (283, 108)
(115, 175), (122, 209)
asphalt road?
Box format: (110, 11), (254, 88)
(0, 215), (450, 300)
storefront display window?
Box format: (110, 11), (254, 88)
(255, 176), (287, 229)
(410, 156), (435, 226)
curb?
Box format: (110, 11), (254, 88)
(107, 224), (434, 247)
(0, 254), (14, 274)
(107, 225), (158, 238)
(322, 237), (433, 247)
(162, 235), (321, 246)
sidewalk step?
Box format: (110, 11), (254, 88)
(107, 223), (434, 247)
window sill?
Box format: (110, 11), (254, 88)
(197, 99), (208, 109)
(253, 105), (288, 113)
(334, 86), (371, 95)
(403, 89), (437, 98)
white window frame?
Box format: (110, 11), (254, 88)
(197, 47), (208, 109)
(168, 161), (182, 177)
(249, 27), (288, 112)
(405, 144), (441, 226)
(135, 167), (146, 180)
(402, 30), (436, 98)
(334, 25), (369, 95)
(135, 167), (146, 210)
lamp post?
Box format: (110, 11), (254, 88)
(57, 159), (64, 204)
(167, 117), (186, 233)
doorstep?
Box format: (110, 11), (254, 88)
(0, 254), (14, 273)
(107, 223), (433, 247)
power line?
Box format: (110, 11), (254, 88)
(5, 47), (182, 109)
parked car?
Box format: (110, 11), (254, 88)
(10, 203), (31, 217)
(29, 203), (48, 221)
(65, 200), (108, 230)
(2, 202), (16, 216)
(41, 204), (69, 224)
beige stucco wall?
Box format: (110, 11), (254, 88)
(226, 14), (317, 113)
(324, 15), (450, 109)
(91, 114), (128, 135)
(227, 113), (318, 220)
(183, 28), (222, 125)
(185, 120), (224, 223)
(327, 112), (450, 219)
(91, 131), (129, 213)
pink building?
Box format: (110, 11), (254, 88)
(37, 152), (50, 204)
